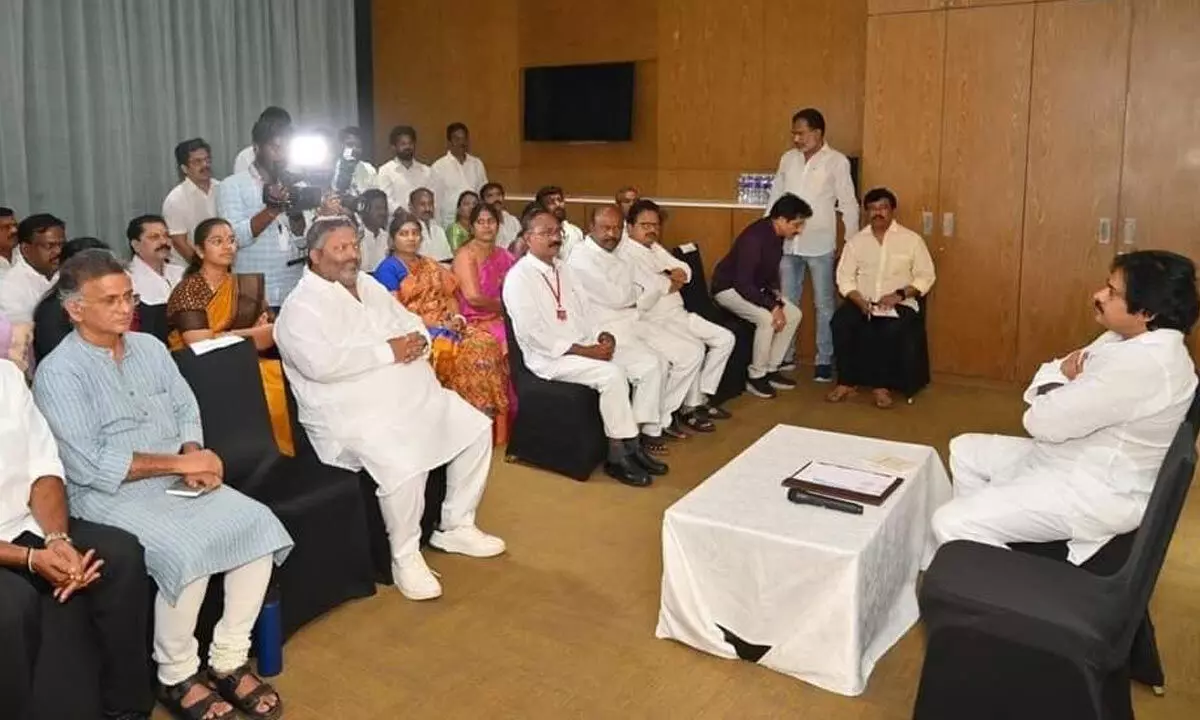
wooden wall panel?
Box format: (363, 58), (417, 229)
(1016, 0), (1130, 379)
(519, 0), (657, 66)
(869, 0), (943, 14)
(929, 4), (1033, 380)
(659, 207), (734, 281)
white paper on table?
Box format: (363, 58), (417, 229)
(870, 306), (899, 318)
(789, 460), (897, 496)
(866, 455), (918, 474)
(188, 335), (245, 356)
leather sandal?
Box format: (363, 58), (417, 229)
(640, 434), (670, 456)
(680, 411), (716, 433)
(825, 385), (857, 403)
(159, 672), (236, 720)
(209, 664), (283, 720)
(873, 389), (895, 409)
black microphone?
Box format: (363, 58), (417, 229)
(787, 488), (864, 515)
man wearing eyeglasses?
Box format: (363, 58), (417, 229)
(0, 214), (65, 324)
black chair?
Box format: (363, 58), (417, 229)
(671, 244), (754, 405)
(22, 594), (104, 720)
(136, 303), (171, 345)
(502, 309), (607, 480)
(173, 340), (376, 639)
(913, 420), (1198, 720)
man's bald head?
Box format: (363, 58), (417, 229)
(589, 204), (624, 253)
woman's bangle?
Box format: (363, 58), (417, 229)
(27, 548), (35, 573)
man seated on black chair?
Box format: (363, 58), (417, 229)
(826, 187), (936, 409)
(933, 250), (1199, 565)
(504, 208), (667, 487)
(1, 358), (153, 720)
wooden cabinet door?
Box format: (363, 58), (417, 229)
(862, 11), (947, 237)
(1016, 0), (1131, 380)
(930, 3), (1034, 380)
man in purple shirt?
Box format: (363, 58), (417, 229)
(712, 194), (810, 398)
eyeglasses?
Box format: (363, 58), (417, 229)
(635, 221), (660, 230)
(81, 291), (140, 310)
(527, 228), (565, 240)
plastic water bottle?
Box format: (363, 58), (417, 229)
(753, 176), (766, 205)
(253, 587), (283, 677)
(737, 175), (749, 204)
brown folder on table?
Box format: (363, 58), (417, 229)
(782, 461), (904, 506)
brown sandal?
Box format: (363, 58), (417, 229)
(825, 385), (857, 403)
(640, 434), (670, 456)
(873, 389), (894, 409)
(209, 664), (283, 720)
(159, 672), (237, 720)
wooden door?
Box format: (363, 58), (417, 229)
(1015, 0), (1132, 380)
(929, 3), (1034, 380)
(1119, 0), (1200, 357)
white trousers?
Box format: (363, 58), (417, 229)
(590, 324), (668, 435)
(154, 555), (274, 685)
(648, 311), (735, 406)
(932, 434), (1133, 563)
(369, 428), (492, 566)
(536, 355), (638, 439)
(713, 290), (802, 379)
(635, 319), (705, 424)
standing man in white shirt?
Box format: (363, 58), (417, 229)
(480, 182), (520, 250)
(536, 186), (585, 260)
(162, 138), (219, 265)
(126, 214), (184, 307)
(357, 189), (390, 273)
(430, 122), (488, 227)
(376, 125), (432, 212)
(0, 207), (17, 277)
(337, 126), (378, 195)
(0, 214), (63, 324)
(767, 108), (859, 383)
(232, 106), (291, 177)
(408, 187), (454, 263)
(933, 250), (1199, 564)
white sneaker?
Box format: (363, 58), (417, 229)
(394, 553), (442, 601)
(430, 526), (507, 558)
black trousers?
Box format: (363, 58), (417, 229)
(0, 519), (154, 716)
(831, 302), (927, 393)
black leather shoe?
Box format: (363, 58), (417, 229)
(604, 457), (652, 487)
(631, 445), (670, 476)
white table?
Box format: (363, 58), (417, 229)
(655, 425), (952, 696)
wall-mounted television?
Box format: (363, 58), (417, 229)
(523, 62), (635, 142)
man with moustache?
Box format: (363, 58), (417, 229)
(569, 206), (701, 451)
(535, 186), (585, 260)
(0, 214), (65, 324)
(0, 207), (17, 277)
(620, 199), (734, 426)
(615, 186), (639, 242)
(430, 123), (488, 227)
(274, 217), (506, 601)
(503, 208), (665, 487)
(408, 187), (454, 263)
(827, 188), (936, 409)
(480, 182), (520, 250)
(126, 214), (185, 309)
(933, 250), (1199, 564)
(162, 138), (219, 264)
(377, 125), (432, 212)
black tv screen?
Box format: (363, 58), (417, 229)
(523, 62), (635, 142)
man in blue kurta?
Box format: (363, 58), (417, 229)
(34, 250), (293, 720)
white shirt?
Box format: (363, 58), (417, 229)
(128, 256), (185, 306)
(502, 254), (603, 376)
(618, 238), (690, 322)
(359, 224), (389, 273)
(274, 269), (489, 489)
(376, 157), (433, 211)
(430, 151), (488, 226)
(232, 145), (255, 176)
(0, 360), (65, 541)
(162, 177), (220, 265)
(1021, 329), (1197, 560)
(419, 220), (454, 263)
(767, 144), (860, 257)
(560, 220), (586, 261)
(836, 221), (936, 311)
(497, 210), (521, 250)
(0, 250), (53, 324)
(0, 253), (12, 276)
(566, 237), (642, 332)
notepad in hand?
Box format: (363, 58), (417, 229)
(783, 460), (903, 505)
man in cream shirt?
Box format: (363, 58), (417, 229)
(126, 214), (184, 307)
(409, 188), (454, 263)
(0, 207), (17, 278)
(933, 250), (1199, 564)
(766, 108), (859, 382)
(480, 182), (520, 250)
(162, 138), (219, 265)
(430, 122), (488, 227)
(376, 125), (432, 212)
(536, 186), (585, 260)
(0, 214), (63, 324)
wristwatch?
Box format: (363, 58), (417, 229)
(44, 532), (72, 546)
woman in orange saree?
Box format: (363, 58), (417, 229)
(375, 210), (511, 445)
(166, 217), (295, 456)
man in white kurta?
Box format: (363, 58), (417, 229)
(430, 123), (488, 227)
(409, 188), (454, 263)
(503, 209), (667, 487)
(274, 217), (505, 601)
(932, 250), (1199, 564)
(568, 206), (702, 450)
(481, 182), (520, 250)
(536, 186), (586, 261)
(620, 199), (735, 426)
(376, 125), (432, 212)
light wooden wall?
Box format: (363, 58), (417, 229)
(372, 0), (867, 199)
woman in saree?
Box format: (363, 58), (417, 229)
(445, 190), (480, 253)
(375, 210), (511, 445)
(166, 217), (295, 456)
(452, 203), (516, 353)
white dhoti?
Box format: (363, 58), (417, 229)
(648, 311), (735, 407)
(535, 355), (638, 439)
(931, 433), (1143, 564)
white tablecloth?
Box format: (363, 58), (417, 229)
(655, 425), (952, 696)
